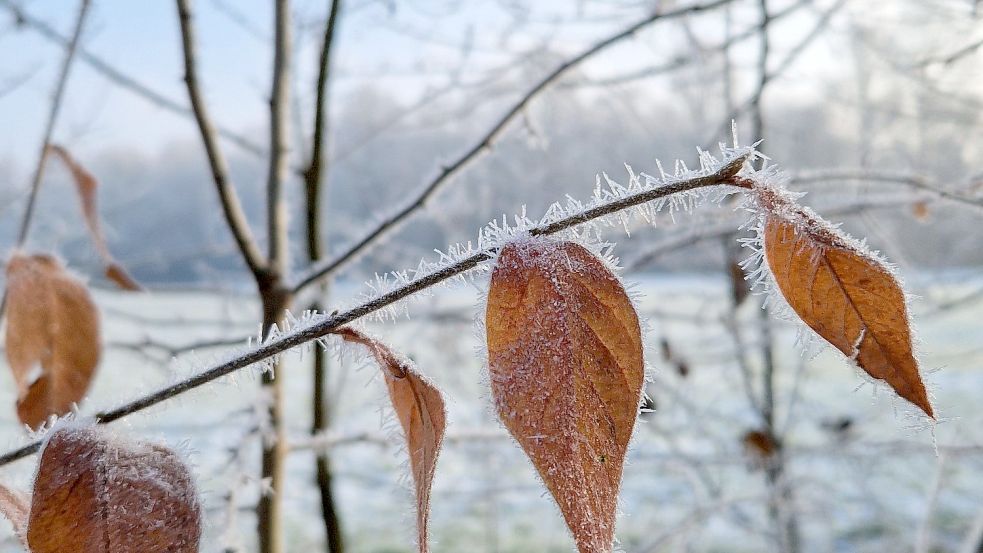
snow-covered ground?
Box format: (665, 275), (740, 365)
(0, 271), (980, 552)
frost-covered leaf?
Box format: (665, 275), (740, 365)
(4, 253), (100, 429)
(332, 327), (446, 553)
(0, 482), (29, 546)
(47, 145), (142, 291)
(485, 238), (644, 553)
(27, 424), (201, 553)
(759, 190), (933, 418)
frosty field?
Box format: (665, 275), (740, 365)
(0, 271), (980, 553)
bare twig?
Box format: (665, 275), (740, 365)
(792, 169), (983, 210)
(175, 0), (266, 276)
(0, 0), (91, 319)
(707, 0), (847, 147)
(0, 0), (266, 157)
(290, 0), (737, 293)
(13, 0), (90, 247)
(302, 1), (345, 551)
(0, 154), (748, 467)
(265, 0), (291, 275)
(256, 2), (292, 552)
(566, 0), (807, 89)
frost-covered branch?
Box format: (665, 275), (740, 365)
(290, 0), (737, 294)
(0, 149), (750, 466)
(175, 0), (267, 276)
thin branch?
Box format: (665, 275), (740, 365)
(13, 0), (90, 247)
(792, 169), (983, 210)
(265, 0), (291, 272)
(0, 0), (90, 319)
(302, 2), (345, 552)
(0, 154), (748, 467)
(175, 0), (266, 276)
(566, 0), (807, 89)
(915, 36), (983, 67)
(706, 0), (847, 147)
(290, 0), (737, 293)
(0, 0), (266, 157)
(303, 0), (342, 231)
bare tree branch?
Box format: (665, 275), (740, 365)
(302, 1), (345, 551)
(792, 169), (983, 210)
(0, 0), (267, 157)
(0, 0), (91, 319)
(565, 0), (808, 89)
(175, 0), (267, 276)
(706, 0), (847, 147)
(12, 0), (90, 247)
(290, 0), (737, 293)
(0, 153), (748, 467)
(265, 0), (291, 274)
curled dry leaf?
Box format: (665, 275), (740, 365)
(4, 253), (101, 430)
(486, 238), (644, 553)
(27, 424), (201, 553)
(46, 145), (142, 291)
(758, 187), (934, 417)
(332, 327), (446, 553)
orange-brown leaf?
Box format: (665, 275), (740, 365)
(104, 263), (142, 292)
(27, 425), (201, 553)
(911, 200), (930, 222)
(764, 213), (933, 417)
(741, 429), (778, 468)
(4, 253), (101, 429)
(46, 145), (143, 291)
(486, 239), (644, 553)
(332, 328), (446, 553)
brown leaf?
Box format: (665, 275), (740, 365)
(741, 429), (778, 468)
(0, 482), (30, 546)
(104, 263), (142, 292)
(332, 327), (446, 553)
(46, 145), (143, 291)
(761, 194), (933, 417)
(27, 424), (201, 553)
(4, 253), (101, 429)
(486, 239), (644, 553)
(911, 200), (930, 222)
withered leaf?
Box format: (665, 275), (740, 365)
(27, 425), (201, 553)
(332, 327), (446, 553)
(911, 200), (930, 222)
(486, 239), (644, 553)
(4, 253), (101, 429)
(46, 145), (142, 291)
(741, 429), (778, 468)
(762, 198), (933, 417)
